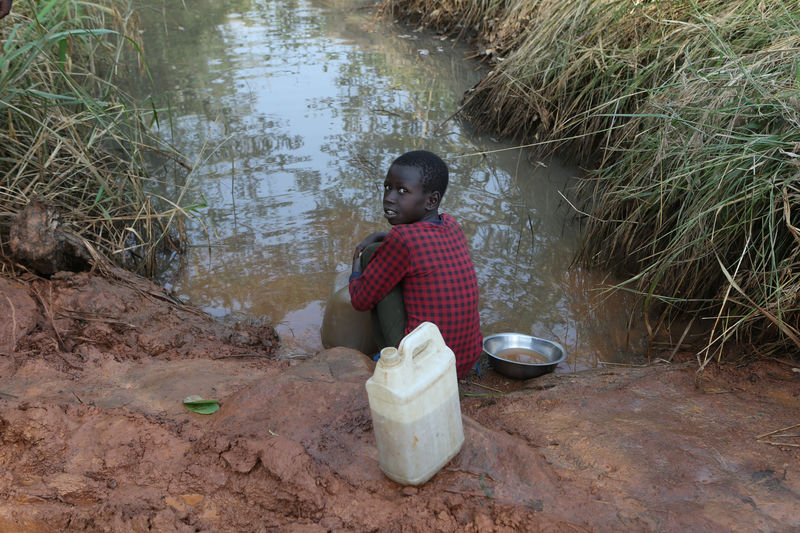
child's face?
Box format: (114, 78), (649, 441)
(382, 164), (439, 225)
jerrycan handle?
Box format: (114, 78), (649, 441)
(398, 322), (445, 367)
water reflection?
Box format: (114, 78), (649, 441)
(133, 0), (646, 368)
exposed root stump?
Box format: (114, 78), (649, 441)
(9, 200), (92, 276)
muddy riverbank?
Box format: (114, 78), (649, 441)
(1, 268), (798, 531)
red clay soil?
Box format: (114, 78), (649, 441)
(1, 269), (799, 532)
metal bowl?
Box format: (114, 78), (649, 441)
(483, 333), (567, 380)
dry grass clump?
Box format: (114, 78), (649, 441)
(381, 0), (699, 156)
(580, 19), (800, 364)
(461, 0), (774, 158)
(0, 0), (200, 277)
(378, 0), (539, 60)
(381, 0), (800, 358)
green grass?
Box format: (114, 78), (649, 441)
(0, 0), (202, 277)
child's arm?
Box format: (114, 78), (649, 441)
(351, 231), (388, 276)
(349, 232), (409, 311)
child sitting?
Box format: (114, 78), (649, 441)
(349, 150), (482, 377)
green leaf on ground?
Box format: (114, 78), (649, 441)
(183, 396), (220, 414)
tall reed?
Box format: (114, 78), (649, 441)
(580, 6), (800, 364)
(0, 0), (201, 277)
(381, 0), (800, 359)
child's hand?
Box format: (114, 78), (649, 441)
(353, 231), (388, 260)
(351, 231), (388, 276)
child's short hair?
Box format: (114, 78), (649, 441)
(392, 150), (448, 197)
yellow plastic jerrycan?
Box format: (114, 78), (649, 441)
(320, 271), (378, 355)
(365, 322), (464, 485)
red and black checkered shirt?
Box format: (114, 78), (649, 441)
(349, 213), (482, 377)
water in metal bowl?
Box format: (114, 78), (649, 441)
(483, 333), (567, 379)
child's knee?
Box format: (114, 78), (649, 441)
(360, 242), (383, 269)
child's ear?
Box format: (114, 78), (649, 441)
(426, 191), (441, 210)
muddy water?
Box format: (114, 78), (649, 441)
(137, 0), (645, 369)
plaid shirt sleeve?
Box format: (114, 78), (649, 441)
(349, 231), (409, 312)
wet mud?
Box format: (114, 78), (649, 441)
(1, 270), (799, 531)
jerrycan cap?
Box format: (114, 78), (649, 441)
(378, 346), (402, 368)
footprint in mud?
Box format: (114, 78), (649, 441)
(750, 469), (790, 493)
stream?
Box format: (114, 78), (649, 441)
(136, 0), (647, 370)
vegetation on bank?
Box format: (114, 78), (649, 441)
(0, 0), (198, 277)
(380, 0), (800, 362)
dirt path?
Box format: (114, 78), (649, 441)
(1, 270), (798, 531)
